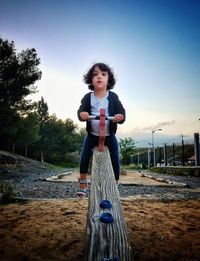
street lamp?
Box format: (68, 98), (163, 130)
(152, 128), (162, 166)
(137, 152), (140, 165)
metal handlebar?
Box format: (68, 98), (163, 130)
(88, 115), (115, 121)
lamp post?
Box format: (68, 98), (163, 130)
(137, 153), (140, 165)
(152, 128), (162, 166)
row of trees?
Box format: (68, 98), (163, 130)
(14, 97), (86, 163)
(0, 38), (85, 164)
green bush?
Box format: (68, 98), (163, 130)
(0, 181), (16, 203)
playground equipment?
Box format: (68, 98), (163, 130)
(84, 109), (134, 261)
(88, 108), (115, 152)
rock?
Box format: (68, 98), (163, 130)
(121, 169), (127, 175)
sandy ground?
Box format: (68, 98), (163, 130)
(0, 198), (200, 261)
(53, 170), (173, 186)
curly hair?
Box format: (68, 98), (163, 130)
(83, 63), (116, 90)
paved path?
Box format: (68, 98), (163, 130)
(1, 168), (200, 200)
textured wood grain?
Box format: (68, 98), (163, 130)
(98, 108), (106, 151)
(85, 147), (134, 261)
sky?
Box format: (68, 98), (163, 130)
(1, 0), (200, 147)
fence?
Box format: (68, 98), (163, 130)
(131, 133), (200, 167)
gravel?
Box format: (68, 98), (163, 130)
(1, 167), (200, 201)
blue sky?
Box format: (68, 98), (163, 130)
(1, 0), (200, 147)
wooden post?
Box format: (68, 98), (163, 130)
(163, 143), (167, 166)
(85, 147), (134, 261)
(194, 133), (200, 166)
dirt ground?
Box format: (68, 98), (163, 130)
(0, 198), (200, 261)
(55, 170), (172, 186)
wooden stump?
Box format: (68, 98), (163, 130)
(85, 147), (134, 261)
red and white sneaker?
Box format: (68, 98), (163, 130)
(76, 189), (87, 198)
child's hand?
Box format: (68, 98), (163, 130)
(114, 114), (124, 122)
(80, 112), (89, 121)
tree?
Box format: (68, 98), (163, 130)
(0, 38), (42, 149)
(74, 127), (86, 153)
(39, 115), (79, 163)
(0, 38), (41, 110)
(36, 97), (49, 162)
(119, 137), (136, 165)
(36, 97), (49, 124)
(15, 113), (40, 157)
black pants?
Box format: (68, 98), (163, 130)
(80, 133), (120, 180)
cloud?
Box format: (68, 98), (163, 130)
(131, 120), (176, 133)
(152, 120), (176, 130)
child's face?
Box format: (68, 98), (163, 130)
(92, 66), (109, 91)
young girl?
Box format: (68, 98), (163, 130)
(77, 62), (125, 197)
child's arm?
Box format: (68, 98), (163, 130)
(114, 114), (124, 123)
(77, 93), (90, 121)
(115, 96), (126, 124)
(79, 111), (89, 121)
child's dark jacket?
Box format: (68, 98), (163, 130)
(77, 91), (126, 135)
